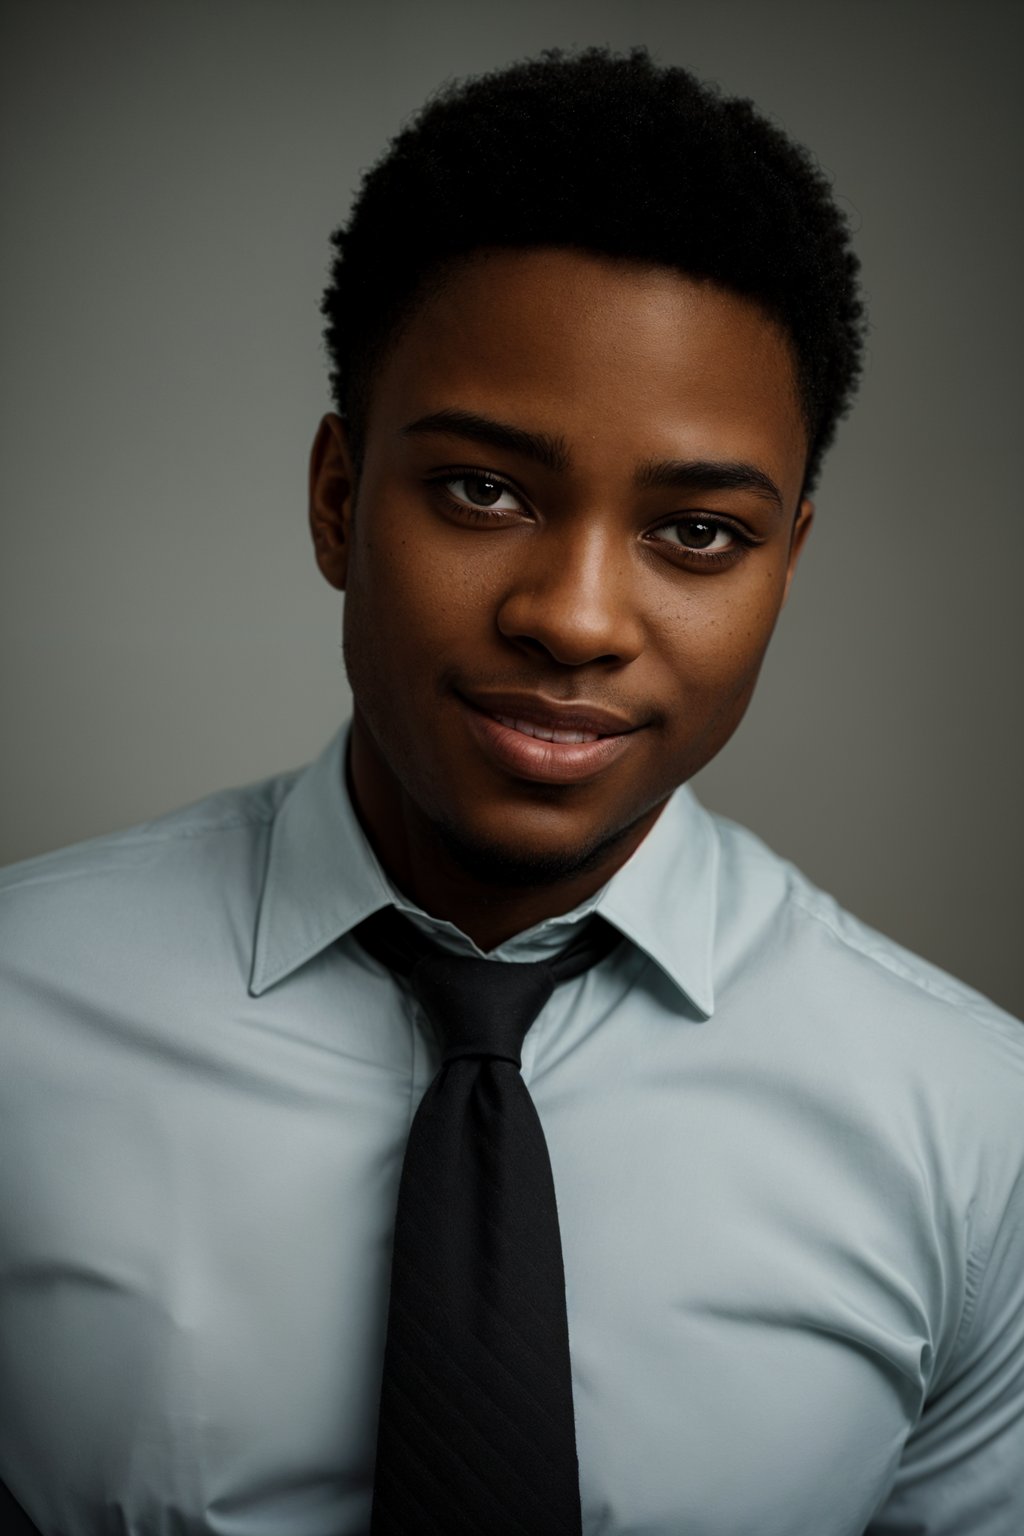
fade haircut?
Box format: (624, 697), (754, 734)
(321, 46), (865, 495)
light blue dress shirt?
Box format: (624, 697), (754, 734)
(1, 728), (1023, 1535)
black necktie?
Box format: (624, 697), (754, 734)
(354, 907), (622, 1535)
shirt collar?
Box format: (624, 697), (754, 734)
(249, 727), (718, 1017)
(592, 784), (717, 1018)
(249, 730), (393, 997)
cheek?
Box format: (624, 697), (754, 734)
(345, 516), (491, 673)
(655, 573), (785, 687)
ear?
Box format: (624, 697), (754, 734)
(309, 413), (357, 591)
(781, 497), (814, 607)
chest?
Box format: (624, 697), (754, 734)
(1, 1004), (943, 1534)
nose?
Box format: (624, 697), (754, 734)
(495, 524), (644, 668)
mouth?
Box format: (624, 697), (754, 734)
(457, 691), (641, 785)
(489, 715), (606, 745)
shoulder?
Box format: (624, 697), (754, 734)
(706, 806), (1024, 1159)
(706, 809), (1024, 1327)
(710, 805), (1020, 1034)
(0, 765), (301, 976)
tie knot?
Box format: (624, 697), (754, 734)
(352, 906), (623, 1067)
(410, 952), (556, 1066)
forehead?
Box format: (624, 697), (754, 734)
(365, 248), (808, 504)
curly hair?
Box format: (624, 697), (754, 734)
(321, 47), (865, 495)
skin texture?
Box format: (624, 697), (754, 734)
(310, 248), (813, 949)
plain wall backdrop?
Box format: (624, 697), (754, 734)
(1, 0), (1022, 1015)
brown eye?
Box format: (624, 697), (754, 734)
(657, 518), (733, 551)
(443, 474), (521, 514)
(461, 475), (505, 507)
(677, 520), (718, 549)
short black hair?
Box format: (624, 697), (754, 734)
(321, 46), (865, 496)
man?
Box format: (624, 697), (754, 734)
(1, 45), (1021, 1536)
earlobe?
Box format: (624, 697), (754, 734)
(309, 413), (356, 591)
(782, 497), (814, 607)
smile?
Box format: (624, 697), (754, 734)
(491, 716), (602, 744)
(458, 693), (640, 785)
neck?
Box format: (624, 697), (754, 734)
(346, 718), (660, 951)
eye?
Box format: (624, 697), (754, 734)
(444, 474), (522, 513)
(648, 517), (744, 556)
(654, 518), (736, 553)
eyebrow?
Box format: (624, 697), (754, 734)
(635, 457), (785, 512)
(399, 409), (570, 473)
(400, 407), (784, 512)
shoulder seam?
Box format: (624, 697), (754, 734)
(711, 820), (1006, 1023)
(0, 810), (276, 896)
(784, 877), (997, 1021)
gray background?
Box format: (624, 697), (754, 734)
(2, 0), (1021, 1015)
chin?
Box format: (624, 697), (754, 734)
(433, 806), (645, 891)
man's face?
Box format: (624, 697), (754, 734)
(311, 248), (812, 889)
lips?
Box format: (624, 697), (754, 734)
(457, 690), (641, 785)
(491, 715), (602, 745)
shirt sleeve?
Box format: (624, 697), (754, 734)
(867, 1160), (1024, 1535)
